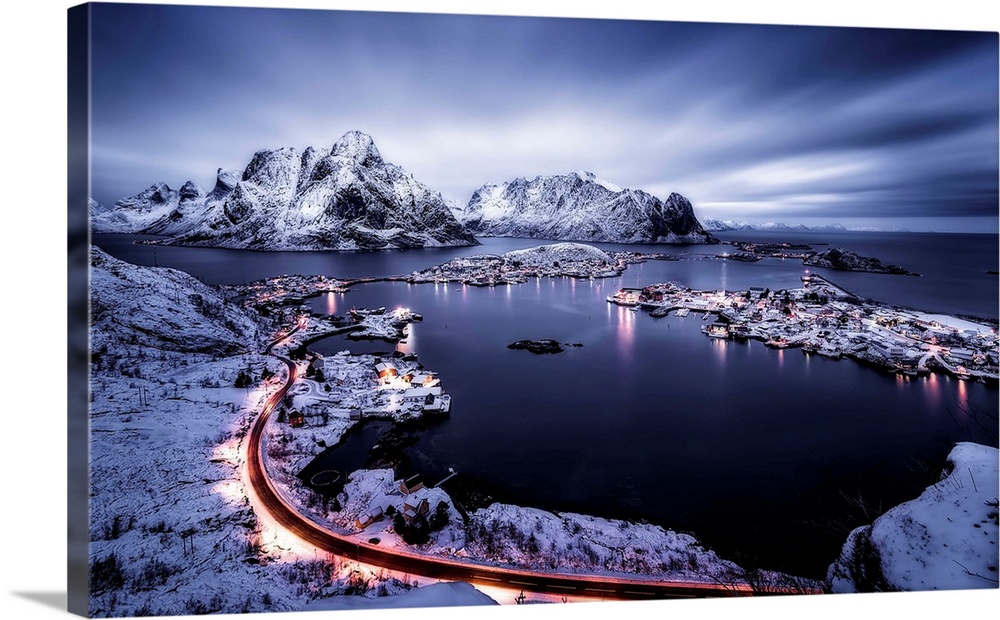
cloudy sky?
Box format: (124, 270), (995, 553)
(87, 3), (998, 232)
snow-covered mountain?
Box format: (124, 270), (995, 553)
(90, 245), (262, 355)
(91, 169), (240, 236)
(459, 171), (715, 244)
(92, 132), (478, 251)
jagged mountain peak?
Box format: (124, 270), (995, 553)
(139, 182), (175, 204)
(331, 130), (383, 168)
(93, 131), (478, 251)
(573, 171), (623, 193)
(214, 168), (240, 192)
(461, 172), (715, 245)
(179, 180), (204, 202)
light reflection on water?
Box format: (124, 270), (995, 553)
(957, 376), (969, 410)
(614, 304), (635, 359)
(710, 336), (728, 369)
(323, 291), (340, 315)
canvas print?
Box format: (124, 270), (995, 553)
(68, 2), (999, 617)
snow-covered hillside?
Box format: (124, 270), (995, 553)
(460, 171), (715, 244)
(86, 248), (445, 616)
(503, 242), (612, 267)
(92, 131), (478, 251)
(90, 246), (261, 356)
(827, 442), (999, 592)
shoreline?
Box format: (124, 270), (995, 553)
(609, 274), (998, 384)
(253, 316), (802, 596)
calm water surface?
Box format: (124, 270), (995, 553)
(96, 232), (999, 577)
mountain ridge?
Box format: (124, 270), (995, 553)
(92, 131), (478, 251)
(458, 171), (715, 244)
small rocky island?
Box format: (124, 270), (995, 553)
(803, 247), (918, 275)
(507, 339), (582, 354)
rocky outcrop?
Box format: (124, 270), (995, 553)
(804, 248), (918, 275)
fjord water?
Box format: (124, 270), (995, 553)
(96, 232), (998, 577)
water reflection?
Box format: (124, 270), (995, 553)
(710, 336), (728, 368)
(324, 291), (340, 315)
(615, 304), (635, 359)
(924, 373), (942, 409)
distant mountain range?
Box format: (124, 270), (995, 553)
(457, 171), (715, 244)
(92, 134), (718, 250)
(702, 219), (911, 233)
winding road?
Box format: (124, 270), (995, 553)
(245, 322), (789, 600)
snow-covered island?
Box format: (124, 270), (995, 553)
(408, 242), (664, 286)
(612, 275), (999, 382)
(725, 239), (816, 259)
(220, 273), (351, 307)
(507, 339), (582, 354)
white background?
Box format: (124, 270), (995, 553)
(1, 1), (996, 619)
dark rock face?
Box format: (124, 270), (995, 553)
(460, 172), (715, 245)
(507, 339), (566, 354)
(803, 248), (919, 276)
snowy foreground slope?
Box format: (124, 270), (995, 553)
(827, 442), (999, 592)
(86, 248), (493, 616)
(92, 131), (477, 251)
(459, 171), (715, 244)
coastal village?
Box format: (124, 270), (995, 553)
(610, 273), (999, 382)
(263, 308), (459, 546)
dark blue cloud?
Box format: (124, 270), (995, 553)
(87, 3), (998, 231)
